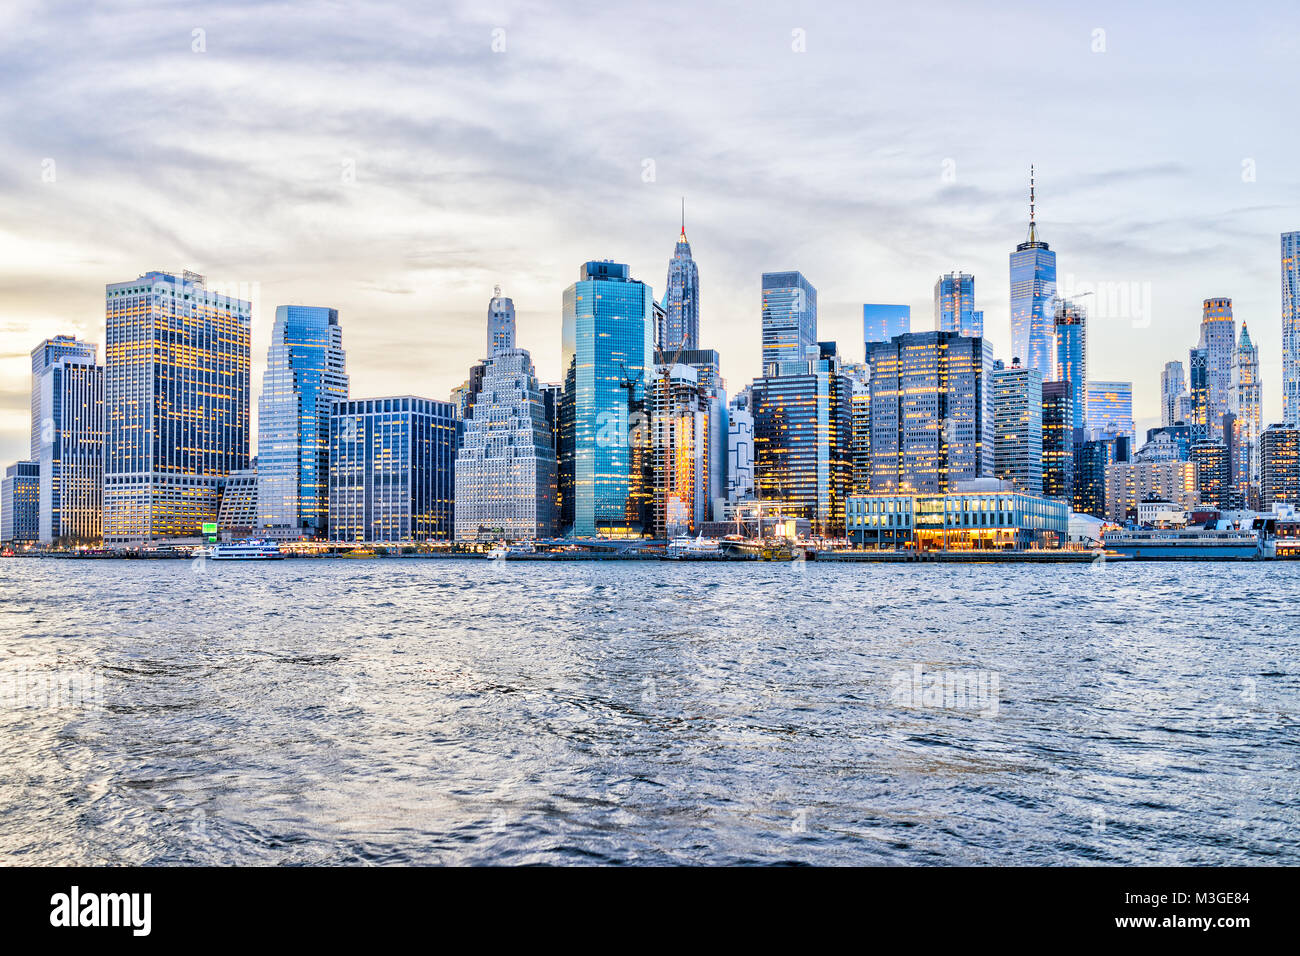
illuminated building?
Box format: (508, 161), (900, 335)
(847, 481), (1067, 550)
(328, 396), (458, 542)
(1229, 323), (1262, 507)
(863, 304), (910, 348)
(663, 348), (728, 520)
(1136, 425), (1191, 463)
(257, 306), (348, 538)
(103, 271), (251, 544)
(1074, 436), (1129, 518)
(1260, 424), (1300, 508)
(845, 362), (873, 495)
(1, 461), (40, 544)
(36, 356), (103, 544)
(1009, 167), (1057, 378)
(661, 211), (700, 353)
(454, 348), (558, 541)
(1041, 380), (1074, 501)
(1086, 381), (1134, 442)
(752, 342), (852, 535)
(1189, 347), (1209, 440)
(1283, 233), (1300, 426)
(1054, 299), (1087, 432)
(1161, 360), (1186, 428)
(217, 465), (259, 539)
(934, 272), (982, 337)
(1103, 460), (1199, 523)
(726, 390), (754, 503)
(866, 330), (993, 494)
(1190, 439), (1230, 510)
(30, 335), (96, 459)
(559, 261), (655, 537)
(761, 271), (817, 375)
(647, 362), (708, 536)
(1198, 298), (1236, 443)
(487, 286), (516, 357)
(993, 358), (1043, 494)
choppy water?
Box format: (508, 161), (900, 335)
(0, 557), (1296, 865)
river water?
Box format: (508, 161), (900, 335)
(0, 557), (1295, 865)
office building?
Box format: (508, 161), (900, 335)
(727, 392), (754, 503)
(329, 397), (458, 542)
(36, 356), (104, 544)
(1054, 299), (1088, 432)
(934, 272), (982, 337)
(661, 214), (700, 353)
(1283, 233), (1300, 426)
(1074, 436), (1130, 518)
(647, 362), (709, 536)
(216, 465), (259, 539)
(1, 461), (40, 545)
(1229, 323), (1262, 506)
(1086, 381), (1134, 442)
(1103, 460), (1199, 523)
(760, 271), (817, 375)
(30, 336), (97, 461)
(1161, 360), (1186, 428)
(487, 286), (516, 357)
(847, 481), (1067, 550)
(1009, 168), (1058, 377)
(863, 304), (910, 349)
(992, 359), (1043, 495)
(1259, 424), (1300, 509)
(1198, 298), (1236, 442)
(1041, 380), (1074, 501)
(1190, 439), (1230, 510)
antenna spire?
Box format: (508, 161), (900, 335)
(1027, 165), (1039, 243)
(680, 196), (685, 237)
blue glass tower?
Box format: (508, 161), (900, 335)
(258, 305), (349, 536)
(661, 204), (700, 353)
(863, 304), (910, 348)
(1053, 299), (1087, 431)
(1010, 168), (1057, 377)
(934, 272), (981, 337)
(761, 271), (817, 375)
(560, 261), (655, 536)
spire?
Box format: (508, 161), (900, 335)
(1026, 165), (1038, 244)
(1239, 322), (1254, 350)
(680, 196), (686, 239)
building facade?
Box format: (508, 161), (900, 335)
(36, 356), (104, 544)
(934, 272), (982, 337)
(726, 397), (754, 503)
(760, 271), (817, 375)
(1161, 360), (1186, 428)
(1190, 439), (1230, 510)
(1, 461), (40, 545)
(1086, 381), (1134, 442)
(103, 271), (251, 544)
(1041, 380), (1074, 501)
(1229, 323), (1262, 506)
(1283, 232), (1300, 426)
(1103, 460), (1199, 523)
(863, 304), (910, 349)
(30, 336), (97, 460)
(216, 466), (259, 539)
(1009, 170), (1057, 378)
(328, 397), (458, 542)
(487, 286), (516, 357)
(1198, 298), (1237, 443)
(1259, 424), (1300, 509)
(992, 359), (1043, 495)
(661, 222), (700, 353)
(847, 484), (1068, 550)
(1054, 299), (1088, 432)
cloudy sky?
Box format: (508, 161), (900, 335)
(2, 0), (1298, 464)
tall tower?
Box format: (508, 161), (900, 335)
(1199, 298), (1236, 442)
(934, 272), (981, 336)
(761, 271), (817, 375)
(1282, 232), (1300, 426)
(1053, 298), (1087, 433)
(30, 335), (96, 460)
(1161, 360), (1186, 427)
(487, 285), (516, 357)
(1010, 166), (1058, 378)
(1230, 323), (1262, 502)
(992, 358), (1044, 495)
(661, 201), (700, 353)
(258, 305), (349, 536)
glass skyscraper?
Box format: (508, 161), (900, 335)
(1086, 381), (1134, 442)
(36, 355), (103, 544)
(1282, 233), (1300, 426)
(661, 219), (699, 354)
(934, 272), (982, 337)
(1198, 297), (1236, 443)
(1041, 380), (1074, 501)
(560, 261), (655, 537)
(258, 305), (349, 537)
(761, 271), (817, 375)
(863, 304), (910, 349)
(1053, 299), (1087, 432)
(328, 397), (458, 542)
(30, 335), (96, 460)
(992, 359), (1043, 495)
(1009, 170), (1057, 376)
(103, 271), (251, 544)
(1161, 360), (1186, 427)
(1, 461), (40, 544)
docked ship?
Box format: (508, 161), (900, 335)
(666, 534), (721, 558)
(203, 539), (285, 561)
(1101, 528), (1262, 560)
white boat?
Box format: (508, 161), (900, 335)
(667, 534), (721, 557)
(206, 539), (285, 561)
(1101, 528), (1262, 560)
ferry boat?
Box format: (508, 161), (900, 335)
(487, 542), (537, 559)
(204, 539), (285, 561)
(1101, 528), (1262, 560)
(666, 534), (721, 558)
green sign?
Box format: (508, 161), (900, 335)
(202, 522), (218, 535)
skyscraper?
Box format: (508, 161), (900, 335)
(1161, 360), (1186, 427)
(1041, 381), (1074, 501)
(863, 304), (910, 349)
(258, 305), (349, 537)
(992, 359), (1043, 495)
(103, 271), (251, 544)
(1229, 323), (1262, 506)
(1, 461), (39, 545)
(30, 335), (96, 460)
(647, 362), (709, 536)
(1086, 381), (1134, 442)
(36, 355), (103, 544)
(1198, 298), (1236, 442)
(761, 271), (817, 375)
(1260, 423), (1300, 508)
(866, 331), (994, 494)
(329, 397), (458, 542)
(560, 261), (655, 537)
(1053, 298), (1087, 432)
(1189, 347), (1210, 440)
(661, 208), (700, 353)
(934, 272), (982, 337)
(487, 286), (516, 358)
(1009, 167), (1058, 378)
(455, 348), (558, 541)
(1191, 439), (1230, 510)
(726, 389), (754, 504)
(1282, 232), (1300, 426)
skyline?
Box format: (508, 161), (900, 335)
(4, 1), (1300, 468)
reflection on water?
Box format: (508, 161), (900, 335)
(0, 558), (1296, 865)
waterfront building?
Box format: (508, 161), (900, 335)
(1009, 168), (1058, 378)
(1190, 439), (1230, 510)
(992, 359), (1043, 495)
(487, 286), (516, 357)
(844, 362), (873, 495)
(1086, 381), (1134, 442)
(216, 465), (259, 539)
(560, 260), (655, 537)
(455, 348), (558, 542)
(846, 480), (1068, 550)
(1283, 233), (1300, 426)
(1161, 360), (1186, 428)
(1260, 423), (1300, 508)
(866, 331), (994, 494)
(752, 342), (852, 536)
(1198, 298), (1237, 443)
(727, 393), (754, 503)
(1041, 380), (1074, 501)
(103, 271), (251, 544)
(1103, 460), (1199, 523)
(1054, 299), (1088, 432)
(647, 362), (708, 536)
(761, 271), (817, 375)
(661, 215), (700, 353)
(35, 355), (103, 544)
(328, 397), (458, 542)
(665, 348), (728, 520)
(863, 304), (910, 350)
(1, 461), (40, 545)
(30, 335), (96, 460)
(1229, 323), (1262, 507)
(934, 272), (982, 337)
(257, 305), (349, 538)
(1074, 436), (1130, 518)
